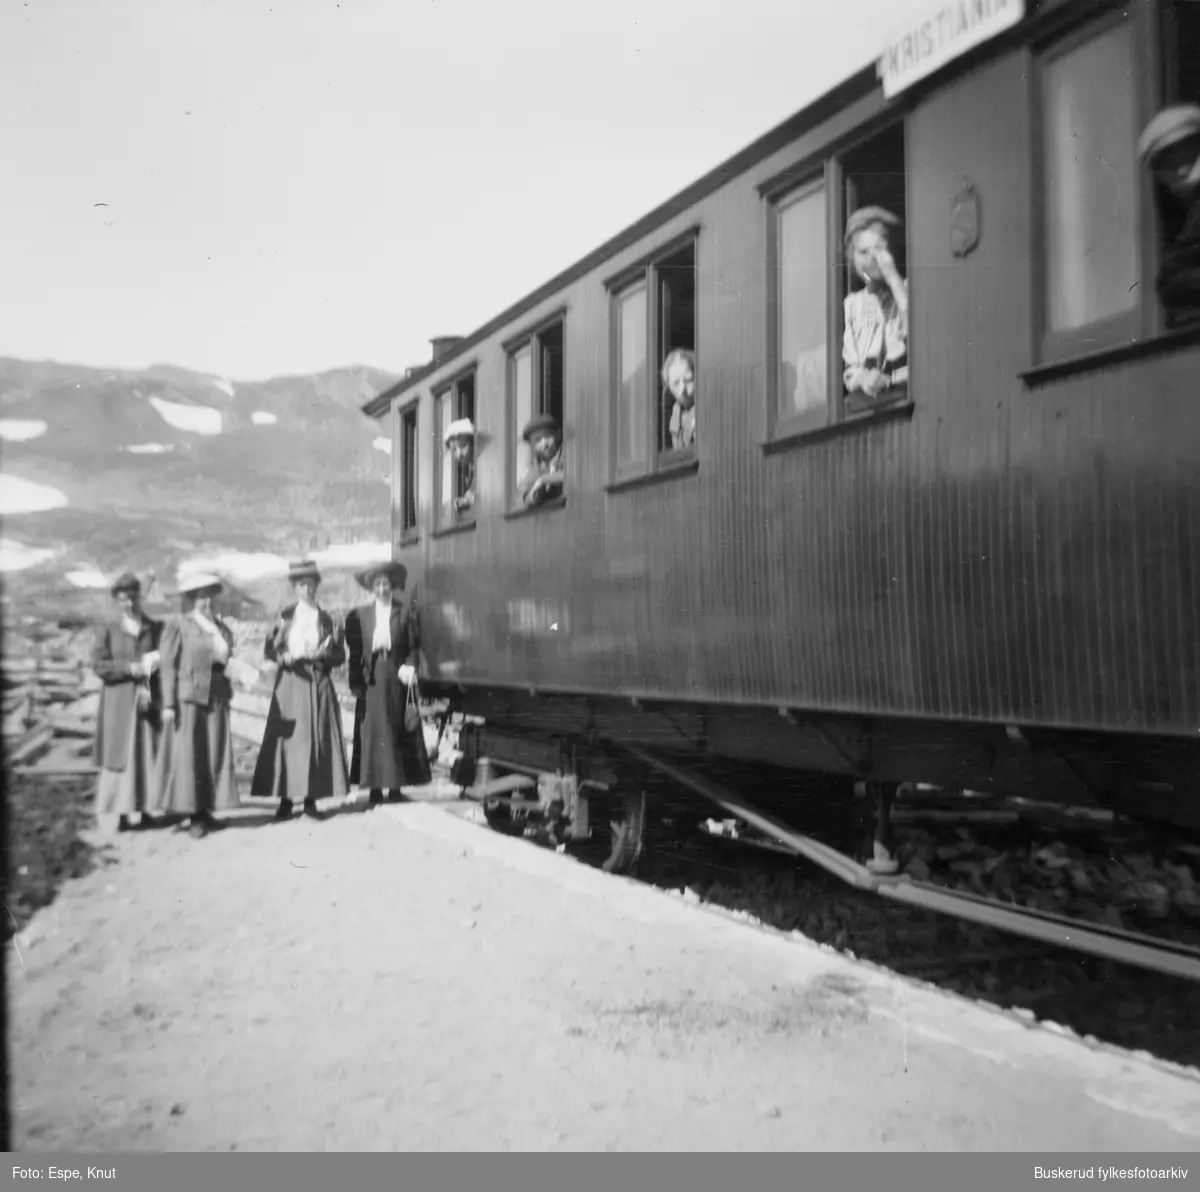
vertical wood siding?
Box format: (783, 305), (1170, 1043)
(393, 53), (1200, 739)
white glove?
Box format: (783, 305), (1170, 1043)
(397, 664), (417, 687)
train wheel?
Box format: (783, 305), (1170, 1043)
(601, 789), (647, 875)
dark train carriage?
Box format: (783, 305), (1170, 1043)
(365, 0), (1200, 856)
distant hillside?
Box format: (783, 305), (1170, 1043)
(0, 357), (400, 619)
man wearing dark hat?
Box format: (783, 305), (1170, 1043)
(91, 571), (163, 833)
(1140, 104), (1200, 327)
(343, 561), (432, 802)
(518, 413), (565, 507)
(842, 205), (909, 415)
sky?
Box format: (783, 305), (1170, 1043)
(1, 0), (926, 382)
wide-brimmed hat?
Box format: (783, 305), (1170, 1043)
(443, 417), (476, 446)
(110, 571), (141, 597)
(355, 561), (408, 591)
(288, 558), (322, 585)
(844, 205), (901, 248)
(177, 572), (224, 597)
(522, 412), (560, 443)
(1139, 104), (1200, 165)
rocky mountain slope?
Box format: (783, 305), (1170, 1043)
(0, 356), (399, 617)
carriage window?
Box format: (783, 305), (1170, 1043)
(436, 371), (476, 529)
(775, 178), (828, 432)
(507, 316), (566, 508)
(1039, 15), (1140, 355)
(840, 123), (909, 418)
(608, 231), (698, 483)
(769, 121), (909, 439)
(398, 403), (417, 543)
(656, 242), (696, 458)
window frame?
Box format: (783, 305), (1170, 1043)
(763, 116), (913, 447)
(603, 225), (701, 487)
(395, 397), (419, 548)
(1029, 1), (1162, 367)
(503, 306), (568, 513)
(432, 366), (478, 534)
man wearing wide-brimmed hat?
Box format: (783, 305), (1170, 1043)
(251, 559), (350, 820)
(517, 412), (565, 507)
(1140, 104), (1200, 327)
(91, 571), (164, 834)
(342, 560), (432, 803)
(151, 572), (238, 838)
(444, 417), (476, 511)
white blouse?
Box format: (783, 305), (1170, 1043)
(843, 287), (908, 392)
(371, 600), (393, 653)
(286, 601), (321, 659)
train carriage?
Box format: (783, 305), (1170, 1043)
(363, 0), (1200, 879)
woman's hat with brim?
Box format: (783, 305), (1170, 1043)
(288, 558), (322, 585)
(844, 205), (901, 248)
(522, 412), (560, 443)
(355, 561), (408, 591)
(177, 572), (224, 597)
(110, 571), (141, 597)
(1139, 104), (1200, 165)
(443, 417), (476, 447)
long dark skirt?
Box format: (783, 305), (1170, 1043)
(95, 708), (159, 817)
(251, 665), (349, 804)
(151, 700), (239, 815)
(350, 653), (431, 791)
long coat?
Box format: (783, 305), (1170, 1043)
(92, 615), (163, 771)
(251, 602), (350, 805)
(343, 600), (431, 791)
(152, 612), (239, 815)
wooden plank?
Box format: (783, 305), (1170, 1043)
(10, 724), (54, 766)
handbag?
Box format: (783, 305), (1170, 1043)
(404, 677), (421, 734)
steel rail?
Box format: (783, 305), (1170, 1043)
(623, 745), (1200, 985)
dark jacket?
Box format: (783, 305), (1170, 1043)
(92, 614), (163, 769)
(343, 601), (419, 697)
(1158, 199), (1200, 326)
(263, 603), (346, 675)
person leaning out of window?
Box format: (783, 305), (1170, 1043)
(1139, 103), (1200, 328)
(518, 413), (565, 507)
(661, 348), (696, 451)
(444, 417), (476, 511)
(842, 205), (909, 415)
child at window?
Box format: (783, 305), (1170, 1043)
(842, 206), (909, 414)
(1139, 104), (1200, 328)
(518, 413), (565, 507)
(661, 348), (696, 451)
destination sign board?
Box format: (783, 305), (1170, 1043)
(878, 0), (1025, 99)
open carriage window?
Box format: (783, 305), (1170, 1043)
(839, 123), (909, 417)
(606, 228), (699, 486)
(396, 401), (418, 546)
(436, 370), (476, 529)
(768, 120), (909, 441)
(507, 314), (566, 510)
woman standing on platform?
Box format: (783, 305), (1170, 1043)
(153, 573), (239, 839)
(92, 572), (163, 833)
(343, 562), (431, 803)
(251, 559), (349, 820)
